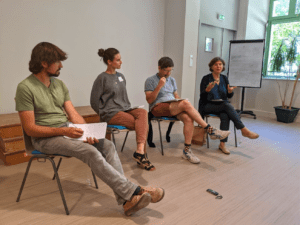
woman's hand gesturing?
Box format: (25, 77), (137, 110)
(206, 81), (217, 92)
(227, 84), (237, 93)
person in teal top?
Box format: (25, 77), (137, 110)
(15, 42), (164, 216)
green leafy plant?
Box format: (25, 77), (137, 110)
(271, 41), (285, 72)
(270, 36), (299, 109)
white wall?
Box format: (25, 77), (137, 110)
(0, 0), (165, 114)
(164, 0), (186, 96)
(236, 0), (249, 39)
(181, 0), (201, 102)
(164, 0), (200, 102)
(245, 0), (269, 39)
(200, 0), (239, 31)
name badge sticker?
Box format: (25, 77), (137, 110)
(118, 76), (124, 82)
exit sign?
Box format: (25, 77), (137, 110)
(217, 14), (225, 21)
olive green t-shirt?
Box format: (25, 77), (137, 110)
(15, 74), (70, 127)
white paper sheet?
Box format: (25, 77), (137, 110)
(163, 98), (187, 103)
(124, 105), (144, 111)
(64, 122), (107, 141)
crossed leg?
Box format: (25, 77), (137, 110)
(170, 100), (208, 128)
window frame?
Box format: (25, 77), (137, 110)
(263, 0), (300, 79)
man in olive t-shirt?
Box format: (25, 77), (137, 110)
(15, 74), (70, 127)
(14, 42), (164, 216)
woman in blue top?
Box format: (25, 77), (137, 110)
(199, 57), (259, 154)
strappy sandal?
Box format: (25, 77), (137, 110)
(133, 152), (155, 171)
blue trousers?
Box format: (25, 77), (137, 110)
(203, 101), (245, 142)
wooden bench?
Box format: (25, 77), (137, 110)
(0, 106), (100, 166)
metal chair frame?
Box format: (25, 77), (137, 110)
(204, 114), (238, 148)
(107, 125), (133, 152)
(16, 151), (98, 215)
(148, 112), (179, 155)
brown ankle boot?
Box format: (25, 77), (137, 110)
(123, 192), (151, 216)
(138, 186), (165, 203)
(219, 144), (230, 154)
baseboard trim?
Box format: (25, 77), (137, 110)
(243, 108), (300, 123)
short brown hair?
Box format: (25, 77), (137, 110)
(29, 42), (67, 74)
(158, 57), (174, 69)
(208, 57), (225, 72)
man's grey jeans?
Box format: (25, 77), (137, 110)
(31, 123), (137, 205)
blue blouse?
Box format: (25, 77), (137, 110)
(209, 75), (228, 100)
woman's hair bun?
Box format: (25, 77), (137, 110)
(97, 48), (119, 65)
(98, 49), (105, 57)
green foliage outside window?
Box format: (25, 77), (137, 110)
(272, 0), (290, 17)
(268, 22), (300, 77)
(264, 0), (300, 79)
(296, 0), (300, 14)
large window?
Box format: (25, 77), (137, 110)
(264, 0), (300, 79)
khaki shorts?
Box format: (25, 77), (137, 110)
(151, 103), (173, 117)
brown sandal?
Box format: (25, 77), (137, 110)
(133, 152), (155, 171)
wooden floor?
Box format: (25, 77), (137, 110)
(0, 116), (299, 225)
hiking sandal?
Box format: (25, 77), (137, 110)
(133, 152), (155, 171)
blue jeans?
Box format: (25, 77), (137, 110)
(203, 101), (245, 142)
(31, 124), (137, 205)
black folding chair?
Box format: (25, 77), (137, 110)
(16, 131), (99, 215)
(147, 112), (179, 155)
(204, 113), (238, 148)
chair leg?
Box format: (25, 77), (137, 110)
(157, 120), (164, 155)
(17, 156), (70, 215)
(205, 117), (210, 148)
(91, 171), (98, 189)
(16, 156), (35, 202)
(234, 126), (237, 147)
(147, 118), (156, 148)
(52, 157), (63, 180)
(48, 157), (70, 215)
(166, 122), (174, 143)
(112, 132), (116, 148)
(120, 131), (129, 152)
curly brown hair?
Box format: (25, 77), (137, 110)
(208, 57), (225, 72)
(29, 42), (67, 74)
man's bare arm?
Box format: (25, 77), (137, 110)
(19, 111), (83, 138)
(173, 91), (180, 99)
(64, 100), (86, 124)
(63, 100), (99, 144)
(145, 91), (158, 104)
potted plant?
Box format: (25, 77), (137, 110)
(271, 36), (300, 123)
